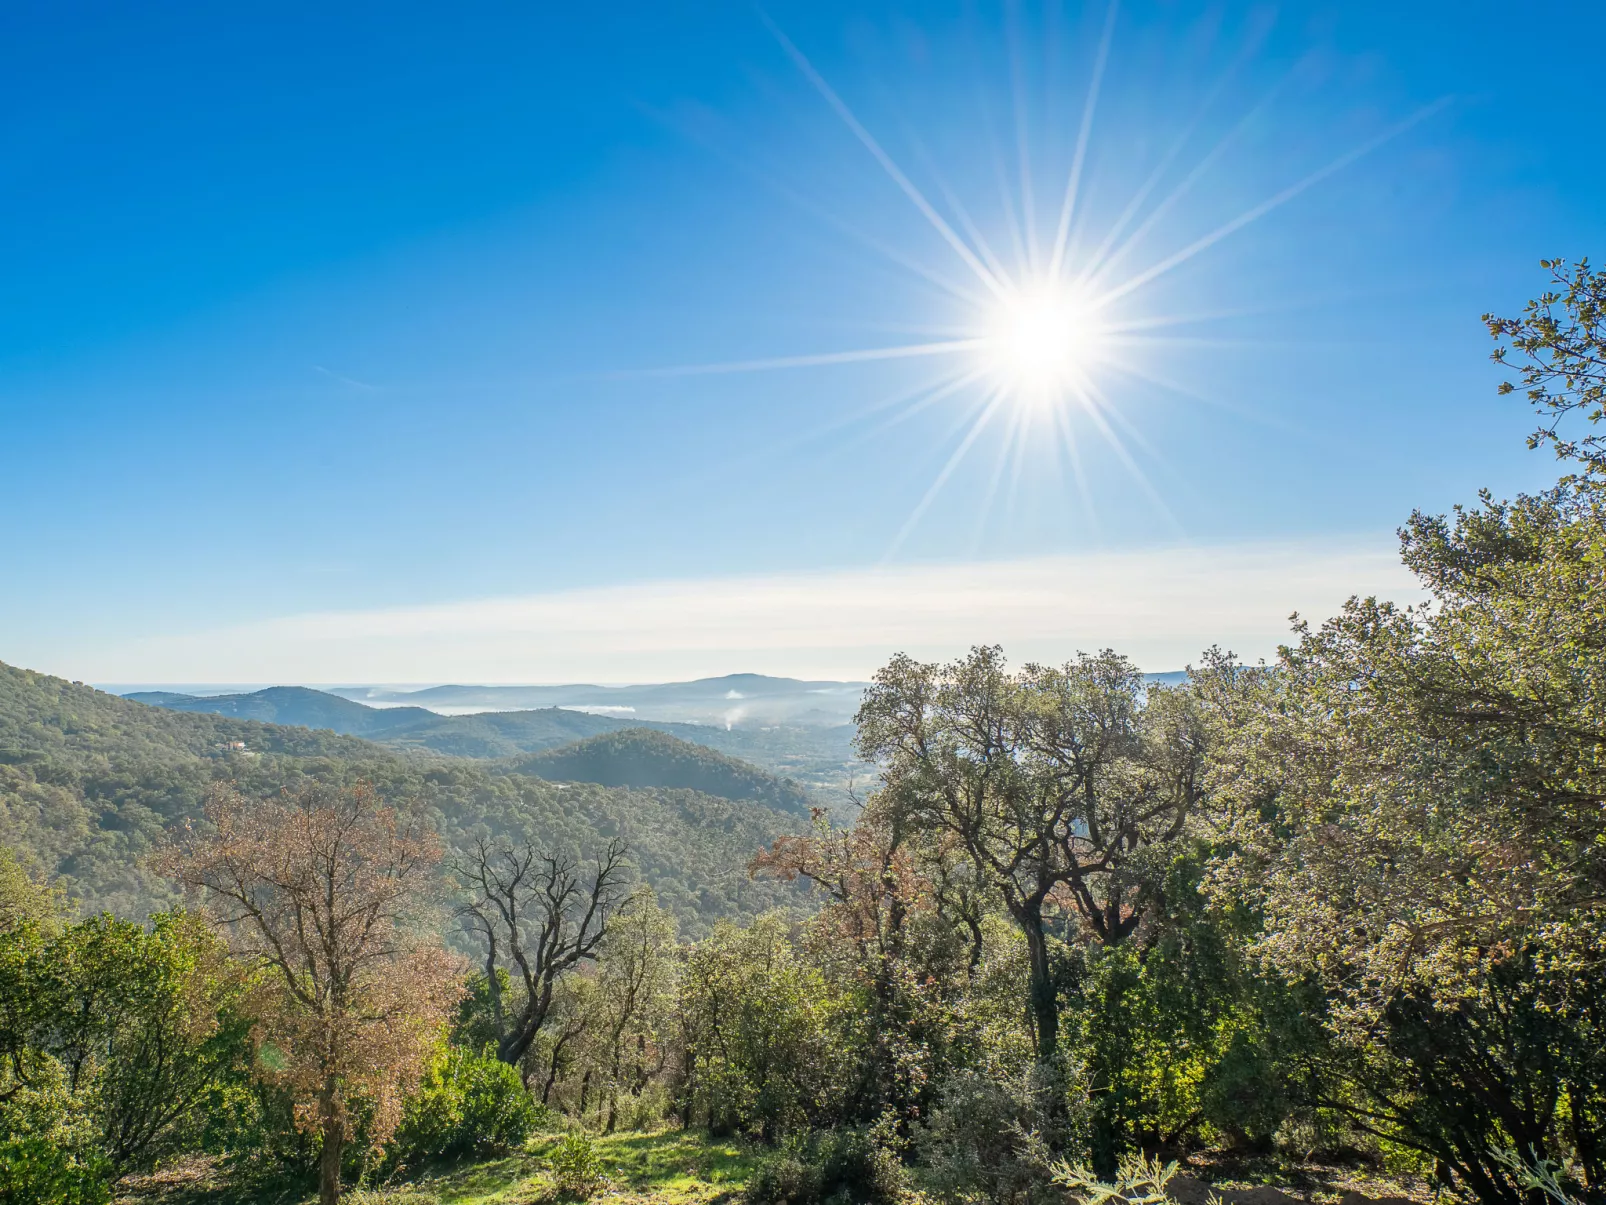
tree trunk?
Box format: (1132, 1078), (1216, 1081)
(319, 1083), (344, 1205)
(1018, 901), (1059, 1064)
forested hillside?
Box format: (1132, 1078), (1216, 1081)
(131, 682), (867, 802)
(514, 728), (813, 815)
(0, 663), (805, 933)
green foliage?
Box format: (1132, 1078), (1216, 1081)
(744, 1129), (904, 1205)
(515, 727), (813, 816)
(198, 1073), (317, 1183)
(1486, 257), (1606, 475)
(0, 904), (249, 1177)
(1204, 475), (1606, 1199)
(0, 1134), (111, 1205)
(0, 1060), (112, 1205)
(676, 915), (837, 1141)
(387, 1045), (542, 1167)
(1050, 1152), (1179, 1205)
(914, 1066), (1073, 1205)
(546, 1131), (610, 1200)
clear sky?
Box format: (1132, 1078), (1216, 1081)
(1, 1), (1601, 684)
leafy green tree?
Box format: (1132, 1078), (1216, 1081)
(855, 648), (1206, 1072)
(46, 912), (249, 1172)
(1207, 485), (1606, 1196)
(1487, 257), (1606, 476)
(675, 914), (837, 1141)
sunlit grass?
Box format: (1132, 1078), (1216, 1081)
(116, 1129), (763, 1205)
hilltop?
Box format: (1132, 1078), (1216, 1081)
(514, 727), (814, 816)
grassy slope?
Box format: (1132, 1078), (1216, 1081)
(116, 1130), (765, 1205)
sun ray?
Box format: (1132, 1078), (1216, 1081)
(901, 125), (1018, 290)
(846, 367), (995, 446)
(1099, 353), (1316, 439)
(1047, 0), (1119, 280)
(1073, 35), (1260, 289)
(761, 14), (1010, 299)
(971, 399), (1031, 553)
(1078, 67), (1294, 292)
(1072, 380), (1185, 534)
(1094, 98), (1451, 308)
(609, 339), (985, 380)
(643, 99), (995, 311)
(886, 387), (1010, 556)
(1047, 391), (1101, 538)
(1006, 0), (1041, 264)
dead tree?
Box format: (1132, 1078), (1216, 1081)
(455, 837), (629, 1068)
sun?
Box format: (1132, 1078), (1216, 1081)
(984, 286), (1103, 403)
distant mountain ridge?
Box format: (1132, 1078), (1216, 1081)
(125, 686), (637, 755)
(329, 673), (870, 728)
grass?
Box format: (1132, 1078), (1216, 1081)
(117, 1128), (762, 1205)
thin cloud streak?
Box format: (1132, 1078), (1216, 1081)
(94, 537), (1419, 684)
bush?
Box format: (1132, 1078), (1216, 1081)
(548, 1132), (610, 1200)
(914, 1068), (1073, 1205)
(745, 1129), (903, 1205)
(1199, 1032), (1288, 1149)
(0, 1072), (113, 1205)
(388, 1045), (542, 1168)
(0, 1135), (111, 1205)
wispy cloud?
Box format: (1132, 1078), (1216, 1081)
(94, 537), (1417, 684)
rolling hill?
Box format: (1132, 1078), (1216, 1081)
(513, 728), (813, 816)
(1, 661), (807, 935)
(127, 684), (865, 802)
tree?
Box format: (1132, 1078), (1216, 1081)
(454, 836), (628, 1070)
(48, 912), (248, 1173)
(1207, 482), (1606, 1201)
(589, 891), (678, 1132)
(1487, 257), (1606, 477)
(855, 648), (1206, 1068)
(159, 783), (463, 1205)
(675, 914), (835, 1141)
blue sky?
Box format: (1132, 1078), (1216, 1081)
(2, 1), (1601, 683)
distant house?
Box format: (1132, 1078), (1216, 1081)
(220, 740), (248, 752)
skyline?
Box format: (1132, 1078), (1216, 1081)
(71, 535), (1416, 686)
(2, 1), (1602, 684)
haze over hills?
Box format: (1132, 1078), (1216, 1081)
(329, 673), (870, 727)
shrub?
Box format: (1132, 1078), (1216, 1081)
(548, 1132), (610, 1200)
(745, 1129), (904, 1205)
(0, 1135), (111, 1205)
(1051, 1152), (1180, 1205)
(388, 1045), (541, 1168)
(1198, 1032), (1288, 1150)
(0, 1072), (113, 1205)
(914, 1068), (1072, 1205)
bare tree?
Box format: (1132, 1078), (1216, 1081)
(455, 836), (629, 1069)
(159, 783), (464, 1205)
